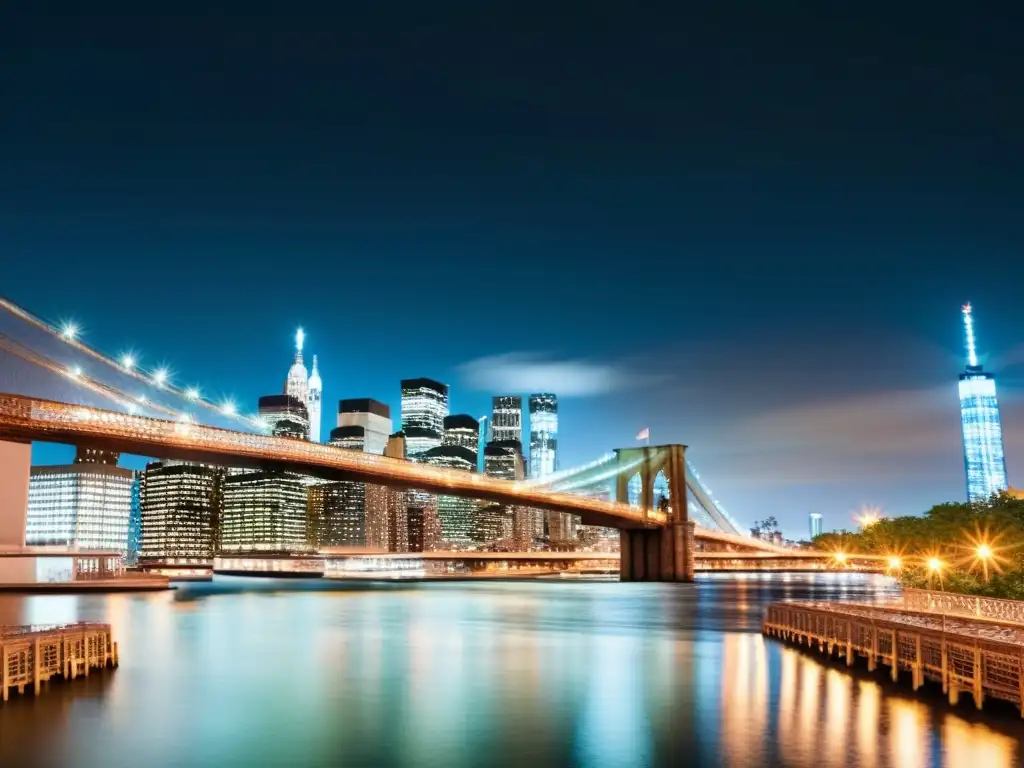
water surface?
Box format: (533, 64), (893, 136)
(1, 573), (1021, 767)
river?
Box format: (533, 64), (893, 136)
(0, 573), (1022, 767)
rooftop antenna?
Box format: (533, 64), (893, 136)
(962, 303), (978, 368)
(295, 327), (305, 356)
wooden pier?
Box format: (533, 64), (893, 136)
(1, 623), (118, 702)
(763, 600), (1024, 716)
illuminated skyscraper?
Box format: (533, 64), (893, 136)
(337, 398), (392, 455)
(26, 447), (133, 554)
(491, 396), (522, 444)
(419, 445), (476, 545)
(529, 393), (558, 478)
(443, 414), (480, 459)
(475, 440), (525, 546)
(958, 303), (1008, 503)
(258, 394), (309, 440)
(221, 470), (308, 553)
(285, 328), (310, 409)
(401, 378), (449, 457)
(308, 355), (323, 443)
(139, 462), (220, 564)
(809, 513), (822, 539)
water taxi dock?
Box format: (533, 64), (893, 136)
(1, 622), (118, 702)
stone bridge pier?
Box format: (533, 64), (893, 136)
(614, 444), (695, 583)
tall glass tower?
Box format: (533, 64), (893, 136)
(528, 393), (558, 478)
(958, 303), (1008, 503)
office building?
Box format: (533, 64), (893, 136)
(443, 414), (480, 458)
(307, 355), (323, 443)
(139, 462), (221, 564)
(491, 396), (522, 444)
(809, 513), (823, 539)
(258, 394), (309, 440)
(126, 473), (142, 565)
(528, 393), (558, 478)
(221, 470), (308, 553)
(406, 498), (442, 553)
(418, 444), (476, 545)
(401, 378), (448, 457)
(26, 446), (133, 554)
(337, 398), (392, 455)
(958, 304), (1008, 503)
(308, 480), (369, 548)
(476, 440), (526, 545)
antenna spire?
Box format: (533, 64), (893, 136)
(295, 327), (305, 356)
(962, 303), (978, 368)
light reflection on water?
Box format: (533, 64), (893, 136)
(0, 574), (1020, 767)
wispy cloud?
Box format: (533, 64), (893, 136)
(457, 352), (668, 397)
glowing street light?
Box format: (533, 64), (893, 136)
(60, 321), (79, 341)
(121, 353), (136, 371)
(66, 365), (82, 379)
(221, 400), (237, 416)
(834, 552), (847, 565)
(153, 368), (169, 387)
(928, 557), (943, 572)
(185, 387), (201, 401)
(887, 555), (901, 570)
(975, 543), (994, 583)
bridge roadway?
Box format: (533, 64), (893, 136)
(0, 394), (711, 530)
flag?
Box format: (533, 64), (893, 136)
(636, 427), (650, 442)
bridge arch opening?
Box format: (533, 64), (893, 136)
(627, 472), (642, 508)
(653, 470), (670, 511)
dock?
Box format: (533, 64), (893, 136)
(763, 596), (1024, 716)
(1, 623), (118, 702)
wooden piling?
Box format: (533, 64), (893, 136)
(0, 623), (118, 704)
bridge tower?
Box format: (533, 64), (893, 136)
(614, 444), (695, 583)
(0, 440), (30, 549)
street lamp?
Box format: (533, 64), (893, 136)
(834, 552), (847, 566)
(928, 557), (944, 591)
(887, 555), (901, 570)
(975, 543), (993, 583)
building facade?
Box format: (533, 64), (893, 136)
(400, 378), (449, 457)
(491, 396), (522, 444)
(443, 414), (480, 458)
(958, 304), (1008, 503)
(809, 513), (823, 539)
(476, 440), (526, 546)
(221, 470), (308, 553)
(528, 393), (558, 478)
(418, 444), (477, 546)
(26, 448), (133, 554)
(139, 462), (221, 564)
(127, 473), (142, 564)
(258, 394), (310, 440)
(337, 398), (392, 455)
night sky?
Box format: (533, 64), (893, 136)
(2, 3), (1022, 537)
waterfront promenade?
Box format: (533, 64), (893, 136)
(764, 588), (1024, 716)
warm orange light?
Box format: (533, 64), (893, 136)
(834, 552), (847, 564)
(976, 543), (993, 560)
(928, 557), (943, 572)
(887, 556), (901, 569)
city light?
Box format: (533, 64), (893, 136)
(887, 555), (901, 570)
(67, 365), (82, 379)
(60, 321), (80, 341)
(976, 543), (993, 559)
(928, 557), (943, 572)
(834, 552), (847, 564)
(186, 387), (201, 401)
(153, 368), (169, 387)
(121, 353), (136, 371)
(854, 506), (882, 529)
(221, 400), (237, 416)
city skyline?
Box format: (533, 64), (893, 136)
(4, 5), (1023, 538)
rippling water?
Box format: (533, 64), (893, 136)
(1, 573), (1022, 767)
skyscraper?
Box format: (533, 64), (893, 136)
(285, 328), (310, 409)
(401, 378), (449, 457)
(308, 355), (323, 443)
(221, 470), (308, 553)
(337, 398), (392, 455)
(258, 394), (309, 440)
(419, 444), (477, 545)
(139, 461), (220, 565)
(476, 440), (526, 546)
(127, 472), (142, 565)
(26, 446), (133, 554)
(491, 396), (522, 444)
(283, 328), (322, 441)
(529, 393), (558, 478)
(809, 513), (822, 539)
(443, 414), (480, 458)
(958, 304), (1008, 503)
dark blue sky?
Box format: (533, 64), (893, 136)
(2, 2), (1023, 536)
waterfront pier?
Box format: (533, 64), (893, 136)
(763, 592), (1024, 716)
(1, 622), (118, 702)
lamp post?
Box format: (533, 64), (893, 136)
(975, 543), (993, 584)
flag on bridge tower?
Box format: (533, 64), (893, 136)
(636, 427), (650, 444)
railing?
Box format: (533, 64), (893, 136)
(901, 588), (1024, 625)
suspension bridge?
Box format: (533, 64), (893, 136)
(0, 296), (792, 582)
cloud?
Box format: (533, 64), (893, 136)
(457, 352), (667, 398)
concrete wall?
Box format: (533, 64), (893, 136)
(0, 440), (30, 549)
